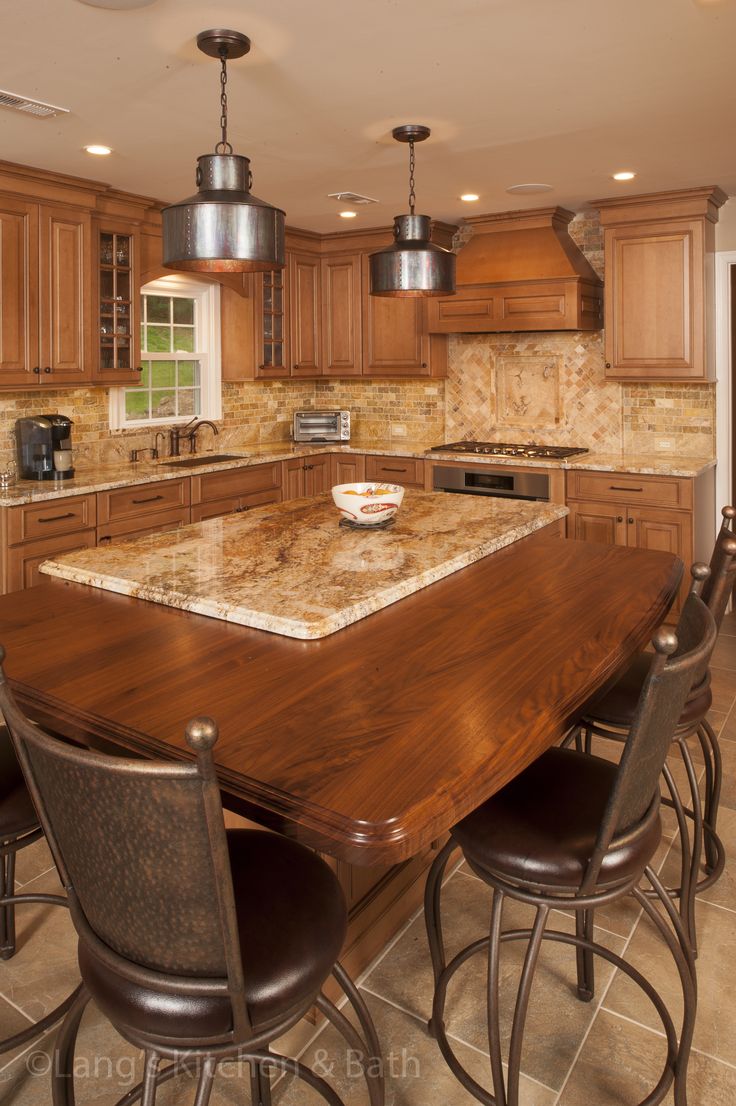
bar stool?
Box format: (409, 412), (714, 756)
(576, 511), (736, 953)
(425, 581), (716, 1106)
(0, 651), (383, 1106)
(0, 725), (82, 1056)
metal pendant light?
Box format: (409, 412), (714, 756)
(162, 29), (285, 273)
(369, 125), (455, 297)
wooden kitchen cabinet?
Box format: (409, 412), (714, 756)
(255, 269), (290, 379)
(282, 455), (331, 500)
(594, 187), (727, 381)
(289, 252), (322, 377)
(190, 463), (282, 521)
(331, 452), (366, 486)
(97, 507), (190, 545)
(361, 255), (446, 377)
(566, 468), (706, 611)
(365, 454), (426, 488)
(97, 478), (190, 526)
(321, 254), (362, 376)
(91, 216), (143, 385)
(0, 492), (97, 593)
(0, 196), (92, 389)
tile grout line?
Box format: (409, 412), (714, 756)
(597, 1005), (736, 1074)
(359, 982), (561, 1099)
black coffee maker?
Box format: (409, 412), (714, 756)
(15, 415), (75, 481)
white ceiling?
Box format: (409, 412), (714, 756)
(2, 0), (735, 232)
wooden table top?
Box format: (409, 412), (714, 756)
(0, 534), (681, 865)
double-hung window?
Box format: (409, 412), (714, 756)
(109, 275), (221, 429)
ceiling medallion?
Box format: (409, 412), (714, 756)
(369, 124), (455, 298)
(162, 29), (285, 274)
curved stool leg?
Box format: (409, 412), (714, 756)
(505, 905), (549, 1106)
(675, 737), (704, 957)
(193, 1057), (217, 1106)
(424, 838), (459, 1008)
(0, 892), (80, 1057)
(140, 1051), (161, 1106)
(52, 985), (91, 1106)
(574, 908), (595, 1001)
(0, 849), (17, 958)
(661, 762), (695, 948)
(331, 962), (384, 1106)
(317, 993), (384, 1106)
(250, 1058), (272, 1106)
(700, 718), (724, 876)
(486, 888), (506, 1104)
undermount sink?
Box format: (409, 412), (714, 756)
(159, 453), (246, 469)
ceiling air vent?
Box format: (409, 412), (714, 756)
(327, 192), (378, 205)
(0, 90), (70, 118)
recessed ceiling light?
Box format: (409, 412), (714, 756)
(460, 193), (479, 203)
(506, 183), (553, 195)
(612, 170), (636, 181)
(339, 210), (358, 219)
(84, 144), (112, 156)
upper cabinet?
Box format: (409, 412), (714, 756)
(360, 254), (440, 376)
(321, 253), (362, 376)
(0, 195), (91, 388)
(289, 251), (322, 377)
(91, 217), (143, 385)
(593, 187), (727, 381)
(256, 268), (290, 378)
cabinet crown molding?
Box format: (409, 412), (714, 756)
(592, 186), (728, 226)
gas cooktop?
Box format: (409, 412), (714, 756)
(430, 440), (589, 460)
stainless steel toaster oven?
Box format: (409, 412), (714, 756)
(293, 410), (351, 442)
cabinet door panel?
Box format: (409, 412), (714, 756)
(627, 506), (692, 613)
(289, 252), (322, 376)
(361, 255), (429, 374)
(605, 220), (704, 379)
(5, 529), (96, 593)
(331, 453), (366, 486)
(322, 255), (361, 375)
(97, 507), (190, 544)
(39, 205), (91, 383)
(304, 455), (331, 496)
(0, 198), (38, 385)
(282, 457), (304, 501)
(567, 501), (627, 546)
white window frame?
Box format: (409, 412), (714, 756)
(109, 275), (221, 430)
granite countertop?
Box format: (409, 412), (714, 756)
(39, 491), (568, 639)
(0, 439), (716, 506)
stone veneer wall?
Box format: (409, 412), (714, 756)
(0, 210), (716, 468)
(444, 212), (716, 457)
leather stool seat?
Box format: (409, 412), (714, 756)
(78, 829), (347, 1040)
(588, 653), (712, 730)
(0, 748), (38, 840)
(452, 747), (661, 890)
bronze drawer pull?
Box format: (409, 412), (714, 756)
(38, 512), (76, 523)
(381, 467), (408, 473)
(610, 485), (643, 492)
(131, 494), (165, 505)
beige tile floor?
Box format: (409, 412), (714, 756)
(3, 613), (736, 1105)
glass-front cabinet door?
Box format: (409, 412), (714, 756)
(255, 269), (289, 378)
(92, 218), (143, 384)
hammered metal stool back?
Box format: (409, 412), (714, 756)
(0, 651), (383, 1106)
(0, 724), (83, 1055)
(579, 511), (736, 953)
(424, 588), (716, 1106)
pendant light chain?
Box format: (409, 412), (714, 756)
(216, 49), (233, 155)
(408, 139), (416, 215)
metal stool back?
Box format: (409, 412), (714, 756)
(0, 648), (382, 1106)
(425, 586), (717, 1106)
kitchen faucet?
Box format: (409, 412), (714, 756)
(169, 418), (219, 457)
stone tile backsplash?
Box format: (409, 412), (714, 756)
(0, 212), (715, 468)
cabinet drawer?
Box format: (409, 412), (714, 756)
(5, 528), (96, 592)
(191, 488), (281, 522)
(6, 494), (96, 545)
(365, 455), (425, 488)
(97, 506), (191, 544)
(97, 479), (190, 524)
(191, 463), (282, 505)
(566, 471), (692, 510)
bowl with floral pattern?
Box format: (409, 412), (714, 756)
(331, 482), (405, 526)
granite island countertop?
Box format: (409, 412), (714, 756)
(0, 439), (716, 506)
(39, 491), (568, 639)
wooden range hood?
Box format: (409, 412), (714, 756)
(426, 207), (603, 333)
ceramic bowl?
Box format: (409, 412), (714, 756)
(331, 482), (405, 526)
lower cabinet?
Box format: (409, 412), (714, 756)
(281, 454), (332, 500)
(331, 453), (366, 486)
(190, 463), (282, 521)
(97, 507), (191, 545)
(566, 470), (703, 612)
(365, 454), (426, 489)
(1, 493), (97, 593)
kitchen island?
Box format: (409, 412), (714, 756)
(0, 497), (680, 979)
